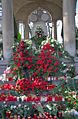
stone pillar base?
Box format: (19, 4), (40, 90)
(74, 57), (78, 74)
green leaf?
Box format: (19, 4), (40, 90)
(17, 32), (21, 42)
(36, 104), (44, 114)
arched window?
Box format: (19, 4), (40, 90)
(28, 7), (52, 38)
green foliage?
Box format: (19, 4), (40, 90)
(35, 104), (44, 114)
(31, 26), (46, 49)
(31, 35), (46, 49)
(1, 35), (76, 118)
(17, 32), (21, 42)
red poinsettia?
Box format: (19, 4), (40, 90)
(15, 78), (32, 92)
(15, 77), (56, 93)
(1, 84), (15, 90)
(12, 40), (34, 78)
(33, 43), (61, 79)
(0, 93), (6, 101)
(0, 93), (17, 101)
(11, 41), (34, 77)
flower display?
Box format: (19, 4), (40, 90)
(15, 77), (56, 94)
(1, 83), (14, 90)
(13, 40), (33, 68)
(11, 40), (35, 79)
(0, 36), (76, 118)
(11, 38), (74, 81)
(33, 43), (61, 78)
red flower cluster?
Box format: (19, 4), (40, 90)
(15, 78), (56, 93)
(11, 40), (63, 79)
(33, 43), (60, 78)
(6, 111), (11, 118)
(0, 93), (64, 102)
(24, 95), (64, 102)
(0, 93), (17, 101)
(0, 93), (6, 101)
(1, 84), (15, 90)
(6, 95), (17, 101)
(15, 78), (32, 92)
(13, 41), (34, 69)
(33, 78), (56, 90)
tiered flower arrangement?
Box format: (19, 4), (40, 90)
(33, 43), (62, 79)
(0, 30), (76, 118)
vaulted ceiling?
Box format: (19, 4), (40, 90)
(13, 0), (62, 22)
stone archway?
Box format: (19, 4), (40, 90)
(28, 7), (52, 38)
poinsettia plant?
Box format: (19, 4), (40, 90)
(9, 36), (75, 81)
(0, 34), (76, 118)
(32, 43), (62, 79)
(10, 40), (35, 80)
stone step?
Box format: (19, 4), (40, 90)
(0, 60), (8, 75)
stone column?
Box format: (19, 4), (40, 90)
(52, 22), (54, 39)
(25, 24), (29, 39)
(2, 0), (14, 60)
(52, 20), (57, 40)
(63, 0), (76, 56)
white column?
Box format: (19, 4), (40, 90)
(63, 0), (76, 56)
(2, 0), (14, 60)
(52, 20), (57, 40)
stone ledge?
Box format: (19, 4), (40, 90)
(0, 60), (9, 75)
(74, 57), (78, 62)
(0, 60), (9, 65)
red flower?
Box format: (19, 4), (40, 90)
(0, 93), (6, 101)
(20, 41), (25, 48)
(20, 51), (25, 57)
(1, 84), (14, 90)
(6, 95), (17, 101)
(8, 77), (13, 81)
(58, 52), (62, 56)
(6, 111), (11, 118)
(54, 61), (59, 66)
(54, 68), (59, 72)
